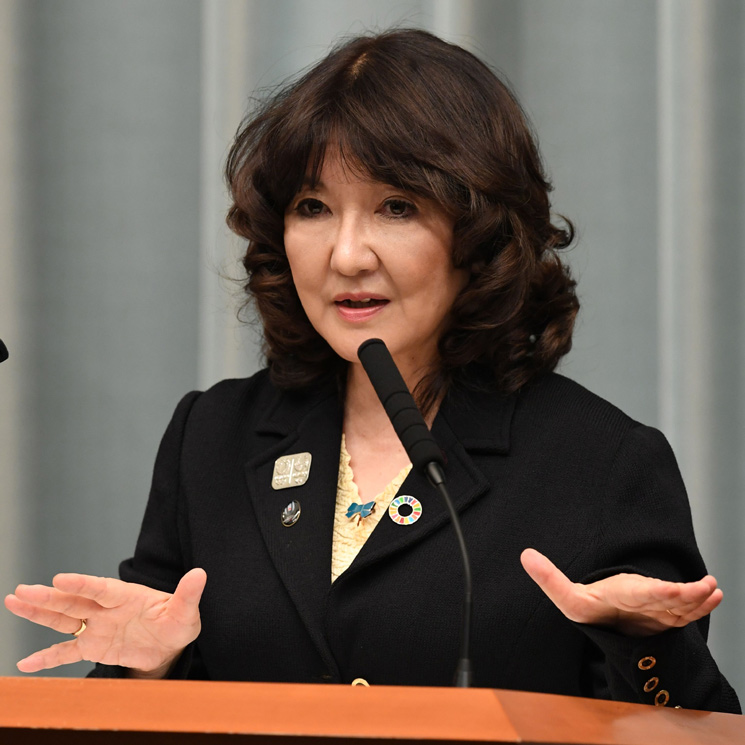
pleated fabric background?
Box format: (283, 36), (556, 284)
(0, 0), (743, 694)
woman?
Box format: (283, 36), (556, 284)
(5, 29), (739, 712)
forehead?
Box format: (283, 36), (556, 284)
(301, 151), (380, 190)
(301, 143), (379, 187)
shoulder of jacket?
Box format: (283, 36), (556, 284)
(183, 368), (276, 425)
(517, 372), (640, 438)
(200, 367), (274, 399)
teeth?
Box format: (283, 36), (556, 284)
(341, 299), (381, 308)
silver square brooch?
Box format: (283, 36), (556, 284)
(272, 452), (312, 490)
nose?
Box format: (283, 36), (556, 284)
(329, 213), (379, 276)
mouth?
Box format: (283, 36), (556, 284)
(333, 295), (389, 323)
(335, 298), (389, 309)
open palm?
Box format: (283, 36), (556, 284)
(521, 548), (722, 636)
(5, 568), (206, 675)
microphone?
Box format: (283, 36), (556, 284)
(0, 339), (8, 364)
(357, 338), (444, 484)
(357, 338), (473, 687)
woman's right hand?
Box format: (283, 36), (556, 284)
(4, 568), (206, 677)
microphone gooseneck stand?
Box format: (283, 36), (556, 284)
(357, 338), (473, 687)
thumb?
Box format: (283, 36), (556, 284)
(520, 548), (561, 587)
(520, 548), (577, 613)
(169, 568), (207, 621)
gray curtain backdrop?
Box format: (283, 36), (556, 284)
(1, 0), (743, 695)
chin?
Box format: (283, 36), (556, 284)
(323, 329), (382, 365)
(336, 343), (369, 365)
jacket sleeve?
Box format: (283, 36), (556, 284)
(573, 423), (740, 713)
(88, 390), (208, 680)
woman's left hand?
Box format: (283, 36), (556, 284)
(520, 548), (723, 637)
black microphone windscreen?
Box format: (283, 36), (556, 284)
(0, 339), (8, 364)
(357, 338), (444, 471)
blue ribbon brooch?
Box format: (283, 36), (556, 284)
(346, 501), (376, 524)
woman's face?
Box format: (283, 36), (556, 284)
(284, 154), (467, 378)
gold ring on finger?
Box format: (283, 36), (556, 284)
(72, 619), (87, 637)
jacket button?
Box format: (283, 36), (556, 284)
(655, 690), (670, 707)
(638, 656), (656, 670)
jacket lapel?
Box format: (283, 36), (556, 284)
(243, 380), (343, 672)
(336, 384), (517, 581)
(243, 377), (517, 662)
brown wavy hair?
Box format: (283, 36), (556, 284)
(226, 29), (578, 409)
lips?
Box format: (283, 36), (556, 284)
(337, 298), (388, 308)
(333, 294), (389, 322)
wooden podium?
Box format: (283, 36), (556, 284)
(0, 677), (741, 744)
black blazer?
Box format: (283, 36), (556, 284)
(92, 370), (739, 713)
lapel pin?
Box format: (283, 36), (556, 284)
(272, 452), (312, 490)
(346, 501), (376, 525)
(281, 500), (301, 527)
(388, 495), (422, 525)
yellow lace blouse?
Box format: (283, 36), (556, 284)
(331, 435), (412, 583)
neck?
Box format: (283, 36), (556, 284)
(344, 358), (437, 433)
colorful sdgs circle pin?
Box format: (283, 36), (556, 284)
(388, 495), (422, 526)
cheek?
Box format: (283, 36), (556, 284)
(284, 233), (312, 290)
(285, 247), (324, 326)
(283, 229), (300, 271)
(412, 247), (465, 304)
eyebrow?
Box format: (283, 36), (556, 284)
(299, 178), (323, 190)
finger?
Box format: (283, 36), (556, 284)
(660, 590), (720, 617)
(668, 575), (719, 607)
(52, 573), (144, 609)
(688, 587), (723, 617)
(4, 594), (87, 635)
(608, 574), (719, 613)
(649, 575), (717, 605)
(11, 584), (101, 619)
(167, 568), (207, 623)
(666, 587), (723, 624)
(520, 548), (582, 617)
(17, 640), (84, 673)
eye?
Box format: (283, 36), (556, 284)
(381, 198), (417, 219)
(294, 198), (327, 217)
